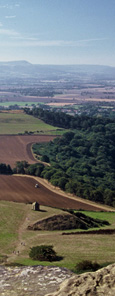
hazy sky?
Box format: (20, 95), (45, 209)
(0, 0), (115, 66)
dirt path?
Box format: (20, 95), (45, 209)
(7, 209), (30, 263)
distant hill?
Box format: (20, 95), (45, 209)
(0, 60), (115, 79)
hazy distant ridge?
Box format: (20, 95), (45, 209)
(0, 60), (115, 79)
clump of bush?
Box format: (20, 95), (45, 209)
(75, 260), (100, 273)
(29, 245), (58, 262)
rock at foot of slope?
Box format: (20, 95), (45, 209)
(45, 263), (115, 296)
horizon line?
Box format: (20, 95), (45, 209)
(0, 59), (114, 68)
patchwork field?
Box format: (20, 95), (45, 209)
(0, 132), (114, 212)
(0, 110), (114, 270)
(0, 134), (56, 167)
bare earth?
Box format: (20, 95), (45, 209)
(0, 175), (113, 211)
(0, 134), (56, 167)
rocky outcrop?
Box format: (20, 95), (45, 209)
(46, 263), (115, 296)
(0, 264), (114, 295)
(0, 265), (73, 296)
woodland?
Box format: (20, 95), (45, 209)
(21, 108), (115, 207)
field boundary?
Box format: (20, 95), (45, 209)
(62, 229), (115, 235)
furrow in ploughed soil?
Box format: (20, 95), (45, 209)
(0, 134), (56, 167)
(0, 175), (113, 211)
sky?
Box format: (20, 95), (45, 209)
(0, 0), (115, 66)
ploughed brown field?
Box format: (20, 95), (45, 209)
(0, 175), (112, 211)
(0, 134), (56, 167)
(0, 134), (114, 211)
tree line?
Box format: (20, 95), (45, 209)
(24, 106), (114, 131)
(1, 108), (115, 207)
(32, 128), (115, 207)
(0, 163), (12, 174)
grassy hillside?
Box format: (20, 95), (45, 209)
(0, 201), (27, 254)
(0, 201), (115, 270)
(0, 111), (62, 135)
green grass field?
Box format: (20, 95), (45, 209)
(0, 201), (27, 253)
(0, 101), (40, 107)
(0, 101), (46, 108)
(81, 211), (115, 228)
(0, 112), (62, 135)
(0, 201), (115, 271)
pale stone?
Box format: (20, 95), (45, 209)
(46, 264), (115, 296)
(0, 264), (114, 295)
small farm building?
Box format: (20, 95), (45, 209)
(32, 202), (40, 211)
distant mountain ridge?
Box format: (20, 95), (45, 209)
(0, 60), (115, 79)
